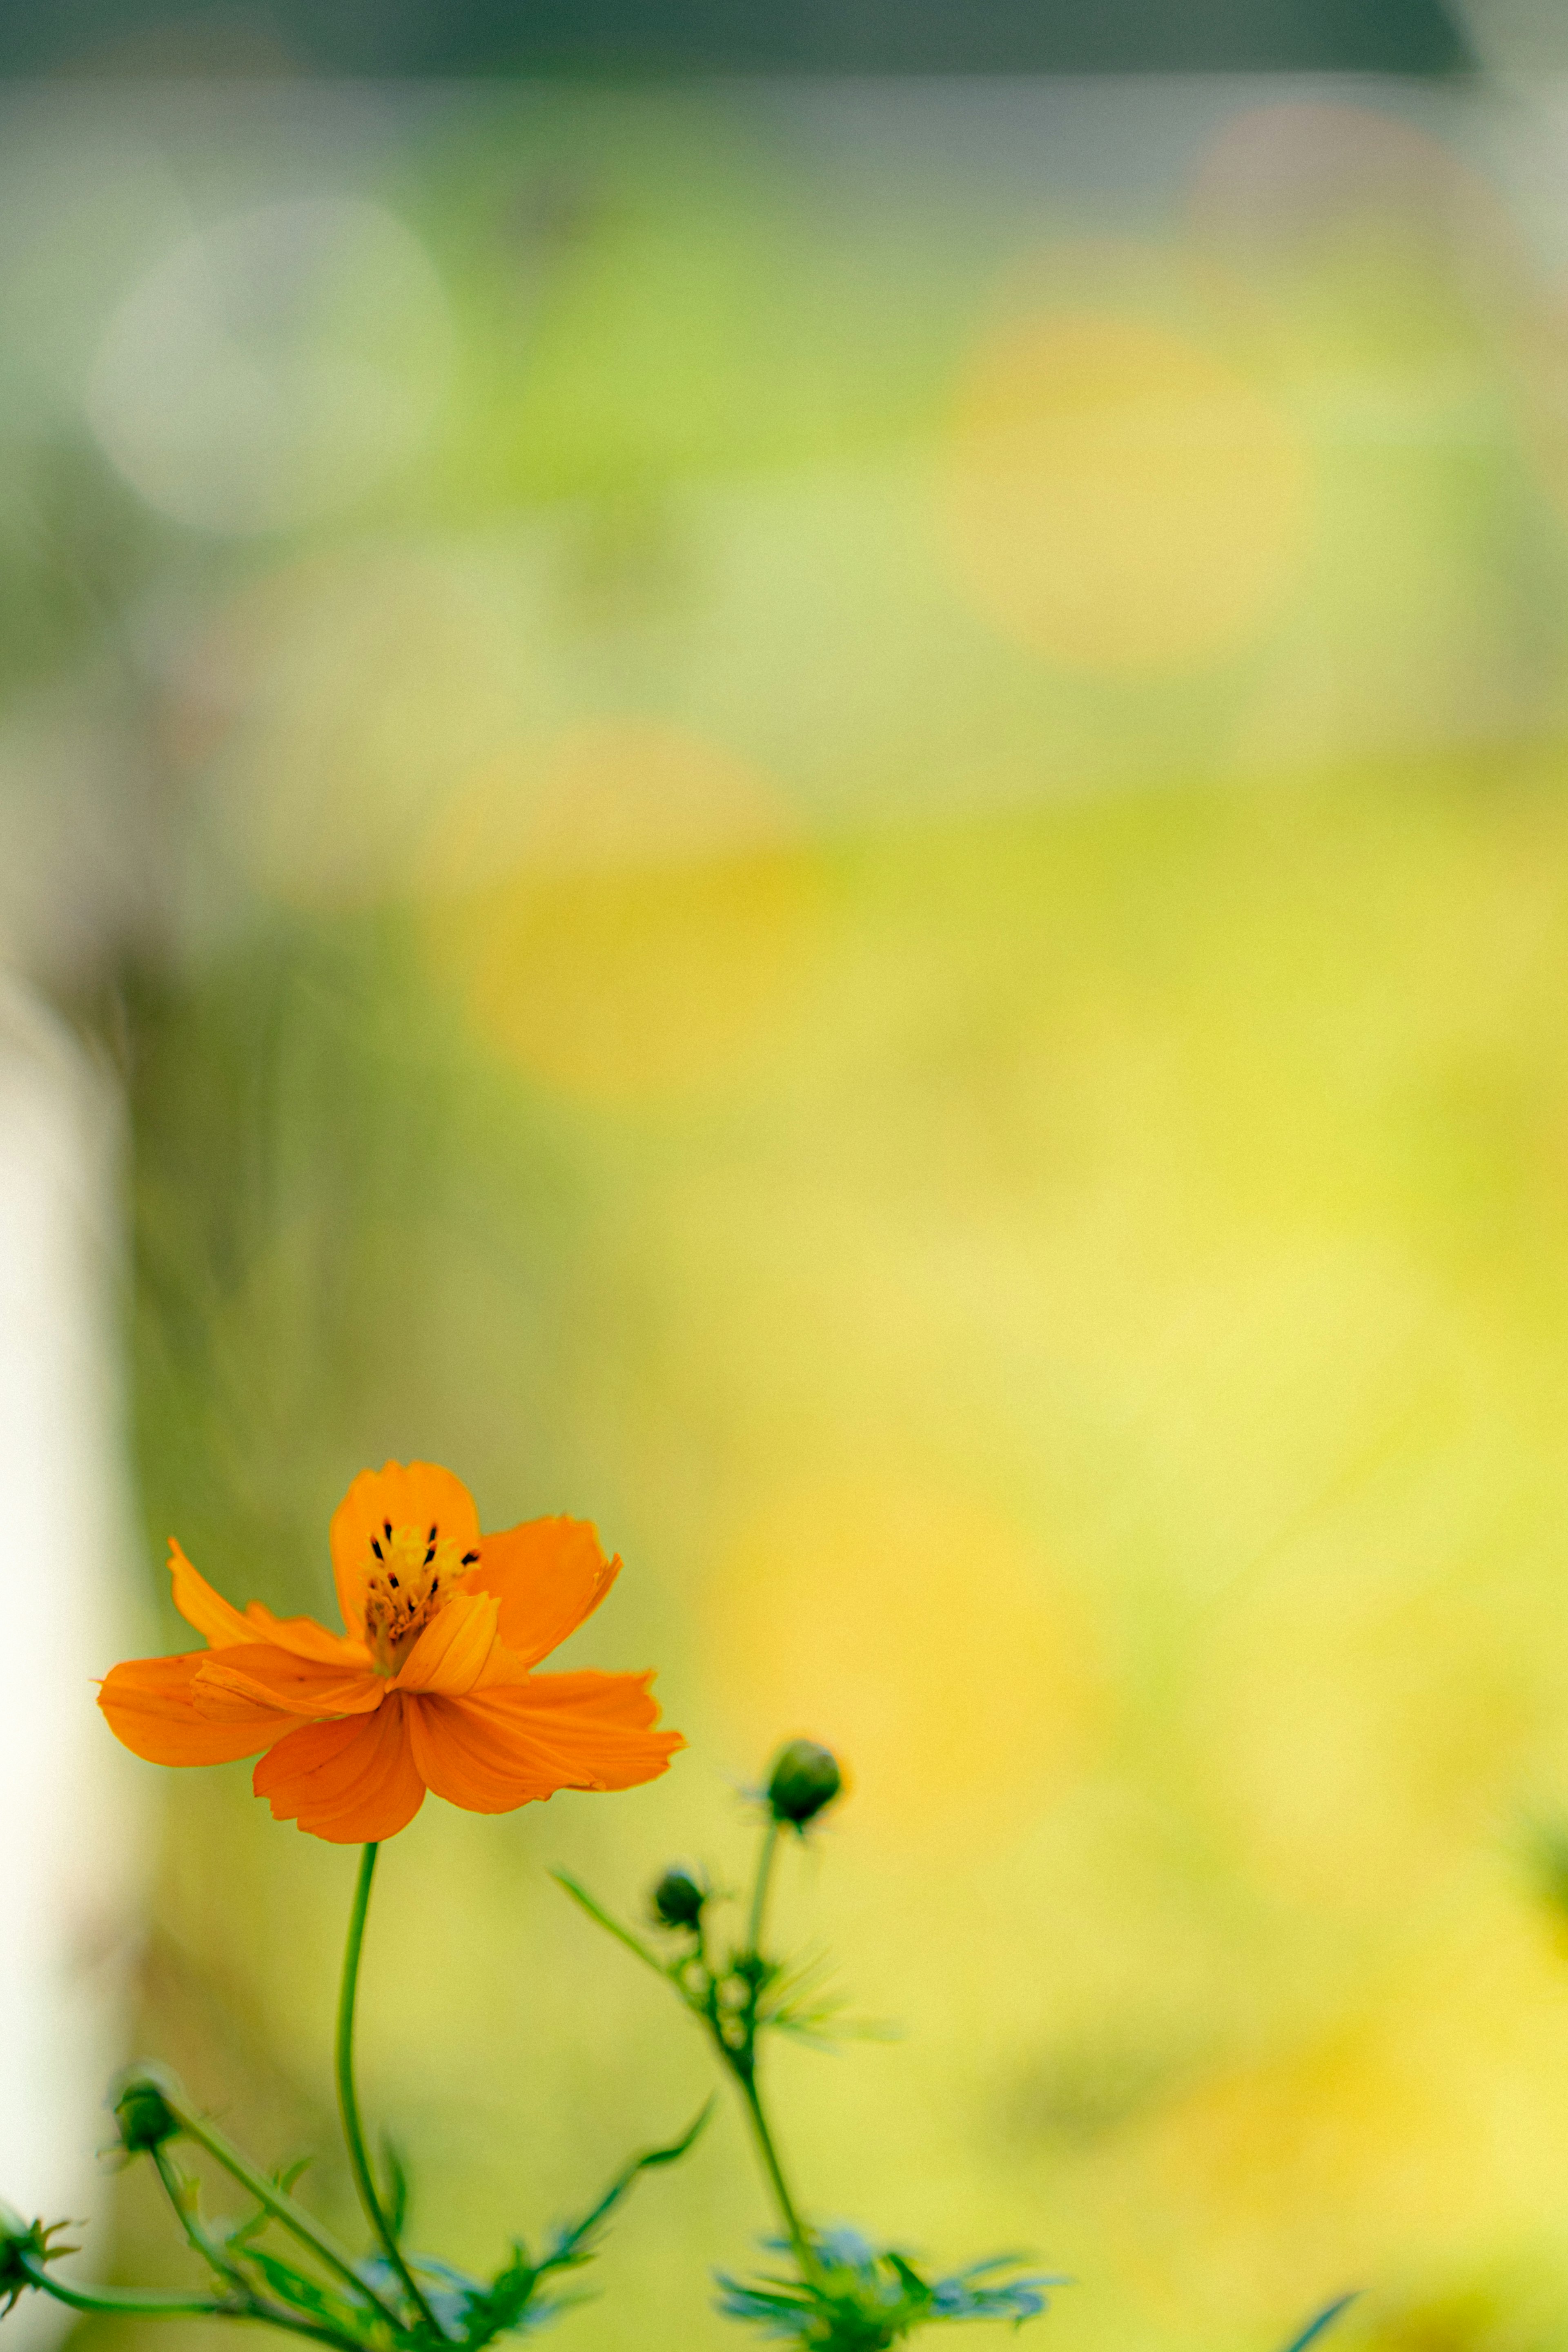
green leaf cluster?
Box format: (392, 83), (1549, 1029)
(559, 1768), (1059, 2352)
(362, 2108), (712, 2349)
(716, 2231), (1060, 2350)
(0, 2066), (705, 2352)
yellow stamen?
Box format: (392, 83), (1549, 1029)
(362, 1517), (470, 1672)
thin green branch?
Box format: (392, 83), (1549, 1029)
(336, 1844), (443, 2337)
(745, 1820), (781, 1956)
(559, 1832), (824, 2292)
(554, 1875), (668, 1977)
(24, 2251), (372, 2352)
(148, 2141), (388, 2352)
(16, 2253), (227, 2318)
(731, 1817), (820, 2287)
(548, 2101), (715, 2267)
(170, 2100), (403, 2329)
(1279, 2295), (1361, 2352)
(236, 2311), (374, 2352)
(151, 2143), (251, 2294)
(734, 2073), (820, 2286)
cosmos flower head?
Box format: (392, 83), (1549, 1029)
(99, 1460), (682, 1842)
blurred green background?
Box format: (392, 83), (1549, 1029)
(14, 31), (1568, 2352)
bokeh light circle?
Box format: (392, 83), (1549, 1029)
(705, 1483), (1105, 1844)
(945, 314), (1310, 674)
(423, 719), (823, 1102)
(85, 199), (453, 534)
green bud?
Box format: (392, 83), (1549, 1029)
(0, 2205), (36, 2307)
(0, 2205), (73, 2313)
(651, 1863), (707, 1931)
(766, 1739), (843, 1830)
(112, 2063), (185, 2153)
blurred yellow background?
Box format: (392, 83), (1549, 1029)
(8, 59), (1568, 2352)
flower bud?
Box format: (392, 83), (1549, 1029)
(112, 2063), (184, 2152)
(0, 2205), (37, 2308)
(0, 2206), (73, 2311)
(765, 1739), (842, 1829)
(651, 1863), (707, 1931)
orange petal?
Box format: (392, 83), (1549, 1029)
(329, 1462), (481, 1641)
(404, 1670), (682, 1815)
(243, 1602), (374, 1668)
(493, 1667), (665, 1726)
(392, 1592), (499, 1695)
(168, 1540), (254, 1650)
(99, 1652), (299, 1765)
(253, 1697), (425, 1842)
(194, 1642), (385, 1719)
(460, 1518), (619, 1668)
(167, 1541), (372, 1670)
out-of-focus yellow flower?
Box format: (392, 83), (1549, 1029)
(99, 1460), (681, 1843)
(944, 310), (1309, 673)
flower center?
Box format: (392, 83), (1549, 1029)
(362, 1516), (479, 1672)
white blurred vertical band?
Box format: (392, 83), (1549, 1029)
(0, 979), (147, 2347)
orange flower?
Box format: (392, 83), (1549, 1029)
(99, 1461), (682, 1844)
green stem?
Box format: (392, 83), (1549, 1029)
(151, 2136), (400, 2352)
(336, 1844), (443, 2337)
(169, 2105), (402, 2329)
(554, 1874), (665, 1979)
(735, 2070), (821, 2286)
(151, 2143), (252, 2294)
(746, 1819), (781, 1955)
(733, 1814), (821, 2283)
(234, 2312), (372, 2352)
(19, 2255), (371, 2352)
(16, 2255), (227, 2318)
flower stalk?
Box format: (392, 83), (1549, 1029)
(733, 1817), (819, 2286)
(10, 2253), (224, 2320)
(561, 1738), (1066, 2350)
(745, 1817), (781, 1955)
(335, 1843), (443, 2334)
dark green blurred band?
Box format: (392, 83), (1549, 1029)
(0, 0), (1476, 80)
